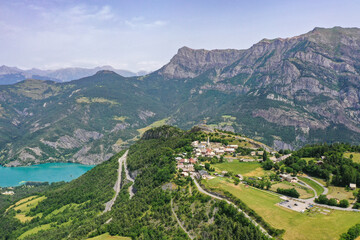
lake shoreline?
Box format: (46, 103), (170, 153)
(2, 160), (97, 168)
(0, 162), (95, 187)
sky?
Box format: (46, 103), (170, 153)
(0, 0), (359, 72)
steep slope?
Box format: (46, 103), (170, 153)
(158, 46), (244, 79)
(2, 27), (360, 166)
(0, 71), (169, 166)
(147, 27), (360, 149)
(0, 127), (269, 240)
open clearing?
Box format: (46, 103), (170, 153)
(204, 178), (360, 240)
(298, 177), (324, 196)
(327, 186), (356, 202)
(137, 118), (169, 136)
(212, 161), (265, 177)
(344, 152), (360, 163)
(301, 157), (317, 162)
(10, 196), (46, 222)
(18, 224), (51, 239)
(6, 195), (38, 211)
(88, 233), (131, 240)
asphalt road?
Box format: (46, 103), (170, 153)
(103, 150), (128, 213)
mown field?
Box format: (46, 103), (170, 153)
(204, 178), (360, 240)
(270, 182), (314, 199)
(327, 186), (356, 203)
(212, 161), (266, 177)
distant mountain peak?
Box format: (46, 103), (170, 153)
(94, 70), (120, 76)
(0, 65), (146, 85)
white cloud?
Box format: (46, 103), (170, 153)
(39, 4), (117, 28)
(125, 17), (168, 28)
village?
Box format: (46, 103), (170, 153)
(175, 136), (358, 215)
(176, 137), (288, 180)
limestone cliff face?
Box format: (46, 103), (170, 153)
(157, 46), (244, 79)
(162, 27), (360, 149)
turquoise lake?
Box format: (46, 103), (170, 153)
(0, 163), (95, 187)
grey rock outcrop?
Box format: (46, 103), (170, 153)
(157, 46), (244, 79)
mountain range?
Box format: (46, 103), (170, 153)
(0, 65), (147, 85)
(1, 26), (360, 166)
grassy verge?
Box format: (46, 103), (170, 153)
(298, 177), (324, 196)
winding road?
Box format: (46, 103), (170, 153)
(171, 199), (194, 239)
(123, 152), (135, 198)
(103, 150), (128, 213)
(191, 176), (272, 238)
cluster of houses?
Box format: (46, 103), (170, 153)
(175, 155), (199, 177)
(1, 187), (15, 195)
(191, 138), (238, 158)
(2, 190), (14, 195)
(279, 174), (298, 183)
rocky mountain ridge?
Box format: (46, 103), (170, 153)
(156, 27), (360, 149)
(1, 27), (360, 166)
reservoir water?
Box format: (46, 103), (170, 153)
(0, 163), (95, 187)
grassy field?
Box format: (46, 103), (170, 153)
(344, 152), (360, 163)
(88, 233), (131, 240)
(6, 195), (37, 211)
(270, 182), (314, 199)
(301, 157), (317, 162)
(137, 118), (169, 136)
(327, 186), (356, 203)
(18, 224), (51, 239)
(298, 177), (324, 196)
(10, 196), (46, 222)
(45, 203), (80, 219)
(204, 178), (360, 240)
(212, 161), (266, 177)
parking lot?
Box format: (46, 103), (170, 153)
(278, 199), (312, 212)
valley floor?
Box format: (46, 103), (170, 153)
(204, 177), (360, 240)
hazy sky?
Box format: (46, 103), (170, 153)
(1, 0), (359, 72)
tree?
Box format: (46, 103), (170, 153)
(262, 151), (268, 161)
(339, 199), (350, 208)
(262, 160), (273, 170)
(328, 198), (338, 206)
(205, 163), (211, 171)
(315, 195), (328, 204)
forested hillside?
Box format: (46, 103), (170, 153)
(0, 126), (269, 239)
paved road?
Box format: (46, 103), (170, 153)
(103, 150), (128, 213)
(171, 199), (194, 240)
(191, 176), (271, 238)
(123, 153), (135, 198)
(303, 175), (328, 195)
(285, 175), (359, 212)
